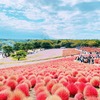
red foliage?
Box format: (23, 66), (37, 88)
(30, 78), (36, 88)
(54, 87), (70, 100)
(90, 76), (100, 88)
(74, 93), (84, 100)
(74, 82), (86, 93)
(67, 83), (78, 97)
(17, 76), (26, 83)
(36, 91), (50, 100)
(8, 90), (25, 100)
(16, 83), (29, 96)
(35, 86), (47, 96)
(0, 90), (10, 100)
(83, 85), (98, 98)
(6, 80), (17, 91)
(51, 83), (63, 94)
(46, 79), (57, 93)
(0, 56), (100, 99)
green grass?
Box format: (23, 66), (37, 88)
(11, 57), (27, 61)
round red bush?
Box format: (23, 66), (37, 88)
(83, 85), (98, 98)
(54, 87), (70, 100)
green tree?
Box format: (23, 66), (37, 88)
(54, 44), (61, 48)
(12, 50), (27, 61)
(2, 45), (13, 57)
(13, 43), (23, 51)
(87, 40), (99, 47)
(60, 40), (73, 48)
(32, 41), (41, 49)
(21, 42), (33, 51)
(41, 41), (53, 49)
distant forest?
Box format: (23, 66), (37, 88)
(0, 39), (100, 51)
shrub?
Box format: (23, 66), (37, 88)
(35, 86), (47, 96)
(17, 76), (26, 83)
(44, 76), (51, 85)
(54, 87), (70, 100)
(74, 82), (86, 93)
(36, 91), (50, 100)
(0, 85), (10, 92)
(16, 83), (29, 96)
(8, 89), (25, 100)
(6, 80), (17, 91)
(90, 76), (100, 88)
(74, 93), (84, 100)
(67, 83), (78, 97)
(46, 80), (57, 93)
(78, 77), (87, 83)
(51, 83), (63, 94)
(34, 83), (45, 91)
(83, 85), (98, 98)
(0, 76), (5, 81)
(30, 78), (36, 88)
(0, 89), (11, 100)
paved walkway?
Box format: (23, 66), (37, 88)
(0, 49), (63, 69)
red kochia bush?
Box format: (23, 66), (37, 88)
(67, 83), (78, 97)
(9, 75), (17, 81)
(78, 77), (87, 83)
(6, 80), (17, 91)
(34, 83), (45, 91)
(90, 76), (100, 88)
(51, 83), (63, 94)
(54, 87), (70, 100)
(74, 93), (84, 100)
(44, 76), (51, 85)
(36, 91), (50, 100)
(20, 80), (31, 89)
(30, 78), (36, 88)
(0, 76), (5, 81)
(46, 79), (57, 93)
(0, 90), (11, 100)
(16, 83), (29, 96)
(0, 85), (10, 92)
(67, 75), (77, 83)
(74, 82), (86, 93)
(17, 76), (26, 83)
(35, 86), (47, 96)
(83, 85), (98, 98)
(8, 89), (25, 100)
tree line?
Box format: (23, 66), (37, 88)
(1, 39), (100, 60)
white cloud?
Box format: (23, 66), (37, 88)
(57, 10), (80, 21)
(0, 0), (100, 39)
(0, 0), (26, 9)
(24, 8), (48, 20)
(0, 12), (39, 30)
(61, 0), (100, 6)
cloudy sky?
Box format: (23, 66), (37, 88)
(0, 0), (100, 39)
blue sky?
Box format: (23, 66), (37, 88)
(0, 0), (100, 39)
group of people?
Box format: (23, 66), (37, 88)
(75, 55), (94, 64)
(75, 50), (100, 64)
